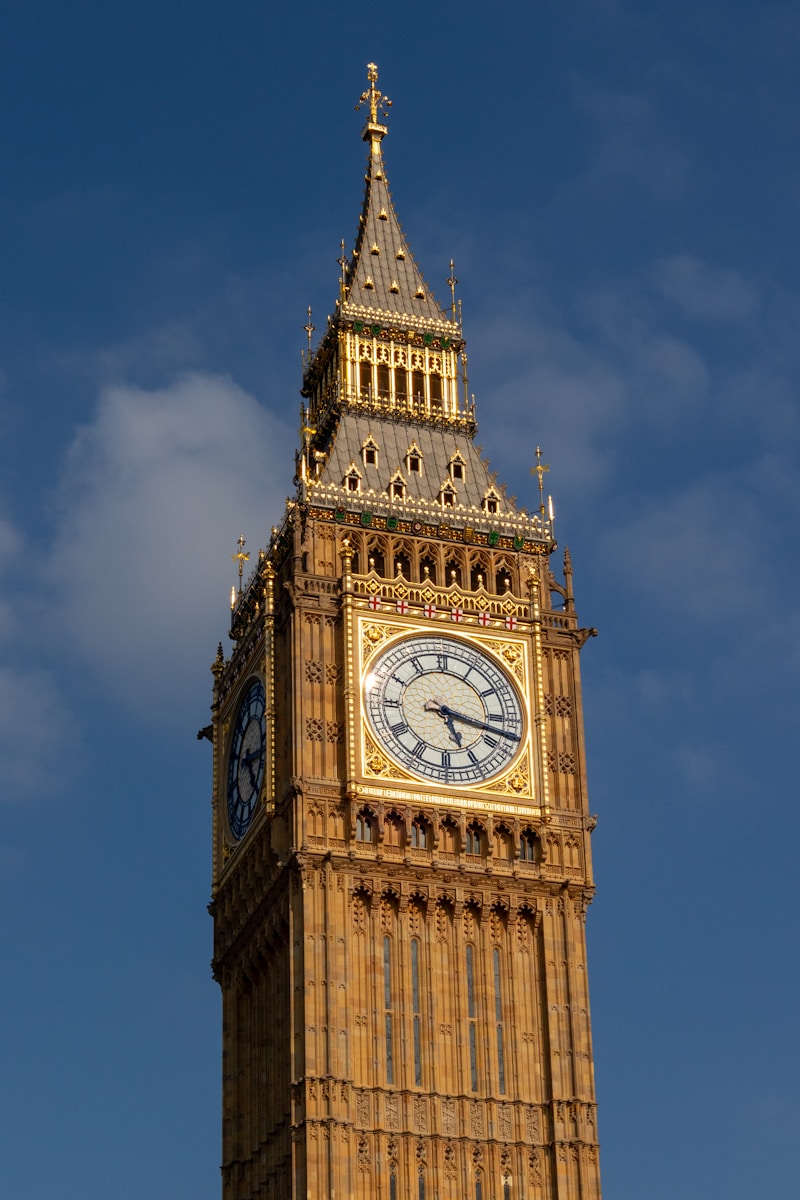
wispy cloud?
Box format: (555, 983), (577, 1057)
(653, 254), (758, 321)
(0, 665), (80, 800)
(42, 373), (293, 724)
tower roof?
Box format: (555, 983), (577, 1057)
(342, 65), (451, 327)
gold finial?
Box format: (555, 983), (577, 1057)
(446, 259), (459, 321)
(356, 63), (392, 142)
(231, 534), (250, 598)
(531, 446), (550, 517)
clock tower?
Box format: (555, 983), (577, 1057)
(209, 64), (602, 1200)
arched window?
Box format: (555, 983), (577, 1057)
(411, 937), (422, 1085)
(440, 818), (458, 854)
(429, 372), (443, 411)
(466, 823), (483, 856)
(410, 817), (429, 849)
(494, 824), (512, 860)
(385, 814), (404, 848)
(420, 554), (437, 584)
(384, 935), (394, 1084)
(355, 810), (373, 843)
(466, 943), (478, 1091)
(520, 829), (537, 862)
(493, 946), (506, 1094)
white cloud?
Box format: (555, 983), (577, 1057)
(653, 254), (758, 321)
(0, 513), (21, 641)
(0, 665), (80, 800)
(43, 373), (293, 724)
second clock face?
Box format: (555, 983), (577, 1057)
(227, 679), (266, 840)
(364, 634), (524, 785)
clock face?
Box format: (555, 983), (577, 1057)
(227, 679), (266, 840)
(364, 634), (524, 785)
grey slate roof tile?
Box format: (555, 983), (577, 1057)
(344, 143), (450, 324)
(319, 412), (515, 513)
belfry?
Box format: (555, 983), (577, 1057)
(209, 64), (602, 1200)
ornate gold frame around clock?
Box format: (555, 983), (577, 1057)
(354, 614), (535, 800)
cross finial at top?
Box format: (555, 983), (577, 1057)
(304, 306), (315, 355)
(531, 446), (550, 516)
(446, 258), (459, 320)
(231, 535), (250, 597)
(356, 63), (392, 138)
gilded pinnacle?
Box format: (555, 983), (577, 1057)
(356, 62), (392, 143)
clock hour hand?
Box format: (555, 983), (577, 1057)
(424, 698), (462, 746)
(437, 703), (520, 742)
(241, 747), (260, 789)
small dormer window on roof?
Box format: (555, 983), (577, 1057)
(363, 277), (375, 290)
(439, 482), (457, 508)
(370, 243), (380, 255)
(405, 443), (423, 475)
(361, 436), (379, 468)
(449, 452), (466, 482)
(414, 287), (425, 299)
(388, 469), (406, 500)
(395, 248), (405, 260)
(390, 280), (399, 293)
(344, 463), (362, 493)
(483, 487), (501, 515)
(378, 208), (388, 220)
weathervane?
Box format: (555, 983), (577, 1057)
(231, 534), (250, 601)
(356, 62), (392, 128)
(531, 446), (550, 518)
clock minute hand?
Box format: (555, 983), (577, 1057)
(439, 703), (521, 742)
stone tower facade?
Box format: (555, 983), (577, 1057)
(209, 64), (602, 1200)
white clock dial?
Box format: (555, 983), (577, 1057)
(364, 634), (524, 785)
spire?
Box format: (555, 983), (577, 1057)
(344, 64), (451, 326)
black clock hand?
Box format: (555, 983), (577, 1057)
(438, 703), (521, 742)
(423, 698), (462, 746)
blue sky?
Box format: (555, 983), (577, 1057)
(2, 2), (799, 1196)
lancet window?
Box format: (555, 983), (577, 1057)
(355, 809), (374, 843)
(410, 817), (429, 849)
(466, 942), (479, 1091)
(384, 935), (394, 1084)
(493, 945), (506, 1094)
(411, 937), (422, 1085)
(520, 829), (538, 862)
